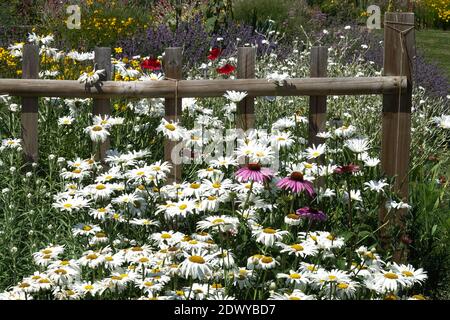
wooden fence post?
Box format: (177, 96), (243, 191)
(21, 44), (40, 163)
(380, 12), (415, 262)
(308, 46), (328, 168)
(237, 47), (256, 131)
(163, 47), (182, 183)
(93, 47), (112, 162)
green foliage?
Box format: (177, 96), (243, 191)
(233, 0), (313, 37)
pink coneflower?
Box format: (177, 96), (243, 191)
(276, 171), (316, 197)
(235, 163), (273, 183)
(334, 164), (360, 175)
(296, 207), (327, 221)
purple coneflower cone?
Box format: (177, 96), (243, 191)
(235, 163), (274, 183)
(296, 207), (327, 222)
(276, 171), (316, 197)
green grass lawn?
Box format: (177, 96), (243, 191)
(416, 29), (450, 79)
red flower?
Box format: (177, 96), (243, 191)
(216, 64), (235, 75)
(208, 47), (222, 60)
(141, 58), (161, 71)
(334, 164), (360, 175)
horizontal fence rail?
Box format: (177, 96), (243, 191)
(0, 77), (407, 98)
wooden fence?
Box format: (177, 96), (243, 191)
(0, 13), (415, 261)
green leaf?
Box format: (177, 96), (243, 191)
(431, 224), (438, 236)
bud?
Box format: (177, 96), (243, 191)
(400, 235), (412, 245)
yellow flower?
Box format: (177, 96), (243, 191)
(114, 47), (123, 54)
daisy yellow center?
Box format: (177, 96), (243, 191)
(161, 233), (172, 239)
(189, 255), (205, 264)
(212, 218), (225, 224)
(289, 297), (301, 300)
(307, 265), (317, 272)
(139, 257), (149, 263)
(83, 225), (92, 231)
(327, 234), (336, 241)
(402, 271), (414, 277)
(72, 169), (81, 174)
(290, 273), (301, 279)
(84, 285), (94, 290)
(206, 167), (214, 172)
(190, 183), (201, 189)
(364, 252), (376, 260)
(188, 240), (198, 244)
(212, 182), (221, 188)
(337, 283), (349, 289)
(164, 123), (176, 131)
(153, 166), (161, 171)
(290, 244), (304, 251)
(105, 256), (113, 261)
(263, 228), (276, 234)
(131, 246), (143, 252)
(60, 260), (70, 266)
(92, 125), (103, 132)
(63, 203), (73, 208)
(261, 256), (273, 264)
(208, 196), (217, 200)
(19, 282), (30, 288)
(144, 281), (153, 287)
(287, 213), (300, 220)
(86, 254), (98, 260)
(312, 151), (320, 157)
(412, 294), (425, 300)
(211, 283), (223, 289)
(304, 163), (313, 169)
(95, 232), (106, 238)
(328, 275), (337, 281)
(55, 269), (67, 275)
(66, 290), (75, 296)
(179, 204), (187, 210)
(98, 208), (107, 212)
(42, 249), (52, 254)
(384, 272), (398, 279)
(136, 171), (145, 176)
